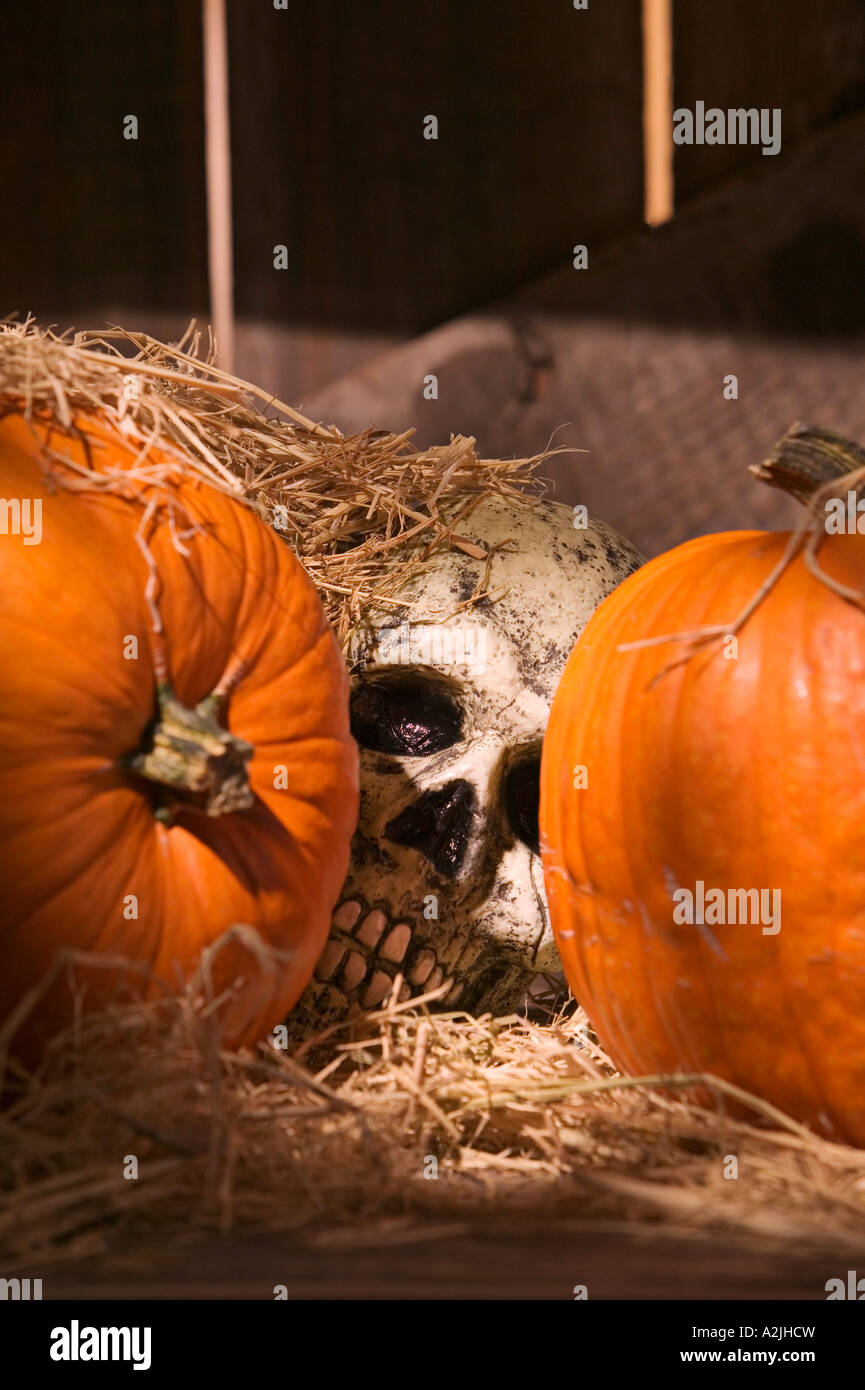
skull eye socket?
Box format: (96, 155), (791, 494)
(503, 746), (541, 855)
(349, 671), (464, 757)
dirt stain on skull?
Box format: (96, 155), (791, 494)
(457, 567), (478, 604)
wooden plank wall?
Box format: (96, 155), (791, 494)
(672, 0), (865, 199)
(0, 2), (207, 320)
(0, 2), (644, 341)
(225, 0), (644, 336)
(3, 4), (864, 388)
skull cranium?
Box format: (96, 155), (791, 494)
(289, 495), (642, 1033)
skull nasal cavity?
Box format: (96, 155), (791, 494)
(503, 751), (541, 855)
(384, 780), (475, 879)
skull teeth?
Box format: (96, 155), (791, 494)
(295, 874), (540, 1037)
(341, 951), (367, 992)
(311, 896), (454, 1008)
(408, 948), (436, 985)
(355, 909), (387, 948)
(315, 941), (347, 982)
(363, 971), (394, 1007)
(331, 900), (362, 931)
(380, 923), (411, 962)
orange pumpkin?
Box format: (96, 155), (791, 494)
(540, 439), (865, 1145)
(0, 411), (358, 1063)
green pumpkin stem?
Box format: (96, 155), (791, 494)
(126, 682), (254, 817)
(751, 423), (865, 505)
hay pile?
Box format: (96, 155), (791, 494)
(0, 319), (548, 647)
(2, 944), (865, 1273)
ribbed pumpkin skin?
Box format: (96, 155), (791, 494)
(540, 527), (865, 1145)
(0, 413), (358, 1060)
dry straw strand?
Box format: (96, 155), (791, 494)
(0, 318), (551, 648)
(2, 944), (865, 1271)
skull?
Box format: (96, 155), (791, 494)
(289, 496), (642, 1033)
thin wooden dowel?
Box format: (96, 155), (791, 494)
(202, 0), (235, 372)
(642, 0), (674, 226)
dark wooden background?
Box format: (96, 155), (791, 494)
(1, 3), (207, 317)
(672, 0), (865, 200)
(3, 1), (865, 380)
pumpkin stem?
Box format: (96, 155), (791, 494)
(126, 683), (254, 817)
(750, 423), (865, 504)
